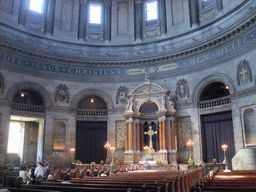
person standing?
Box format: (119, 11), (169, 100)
(34, 162), (44, 178)
(43, 163), (50, 180)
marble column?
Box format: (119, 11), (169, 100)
(104, 0), (112, 41)
(45, 0), (56, 35)
(162, 119), (167, 150)
(78, 0), (87, 40)
(125, 122), (129, 151)
(134, 0), (142, 41)
(159, 0), (167, 34)
(136, 122), (141, 151)
(159, 121), (163, 150)
(171, 120), (176, 150)
(129, 121), (134, 151)
(188, 0), (199, 27)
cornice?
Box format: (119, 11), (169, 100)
(0, 1), (255, 67)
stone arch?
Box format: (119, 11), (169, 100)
(70, 88), (114, 110)
(192, 73), (236, 103)
(5, 81), (53, 107)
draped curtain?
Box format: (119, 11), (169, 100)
(76, 121), (107, 164)
(202, 112), (235, 168)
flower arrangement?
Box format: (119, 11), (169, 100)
(189, 159), (195, 165)
(212, 158), (217, 164)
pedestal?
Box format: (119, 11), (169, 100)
(232, 148), (256, 170)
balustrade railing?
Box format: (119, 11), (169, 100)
(77, 109), (108, 117)
(199, 96), (231, 109)
(11, 103), (45, 113)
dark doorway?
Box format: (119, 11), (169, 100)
(76, 121), (107, 164)
(201, 111), (235, 168)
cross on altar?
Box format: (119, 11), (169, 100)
(144, 126), (157, 152)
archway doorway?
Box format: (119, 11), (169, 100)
(8, 89), (45, 166)
(76, 96), (108, 164)
(200, 82), (235, 167)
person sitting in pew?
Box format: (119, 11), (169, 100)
(43, 174), (55, 182)
(61, 174), (71, 184)
(18, 165), (27, 182)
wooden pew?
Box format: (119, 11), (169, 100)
(201, 170), (256, 192)
(19, 184), (157, 192)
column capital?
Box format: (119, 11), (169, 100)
(158, 115), (166, 122)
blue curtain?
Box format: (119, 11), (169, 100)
(143, 122), (157, 151)
(202, 112), (235, 168)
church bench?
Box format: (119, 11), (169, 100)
(52, 168), (89, 179)
(19, 184), (157, 192)
(40, 181), (163, 192)
(202, 186), (256, 192)
(69, 173), (184, 192)
(5, 187), (61, 192)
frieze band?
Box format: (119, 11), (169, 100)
(0, 29), (255, 77)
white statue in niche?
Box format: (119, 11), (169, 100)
(126, 97), (134, 112)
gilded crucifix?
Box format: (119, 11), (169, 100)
(144, 126), (157, 152)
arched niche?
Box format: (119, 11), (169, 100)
(243, 108), (256, 146)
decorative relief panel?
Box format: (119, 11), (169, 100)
(0, 0), (13, 14)
(61, 0), (74, 32)
(177, 116), (191, 149)
(176, 79), (189, 98)
(237, 60), (252, 86)
(176, 116), (191, 163)
(171, 0), (184, 26)
(116, 86), (129, 104)
(116, 121), (126, 150)
(55, 84), (69, 103)
(117, 2), (129, 35)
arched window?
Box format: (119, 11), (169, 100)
(18, 0), (55, 34)
(89, 3), (102, 24)
(139, 101), (158, 113)
(29, 0), (44, 13)
(78, 96), (107, 109)
(199, 82), (230, 101)
(12, 89), (44, 106)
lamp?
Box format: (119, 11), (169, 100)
(187, 139), (194, 162)
(104, 141), (115, 164)
(221, 144), (228, 164)
(110, 146), (115, 164)
(70, 148), (75, 163)
(221, 144), (231, 172)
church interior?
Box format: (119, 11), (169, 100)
(1, 0), (256, 191)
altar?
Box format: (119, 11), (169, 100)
(139, 160), (158, 165)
